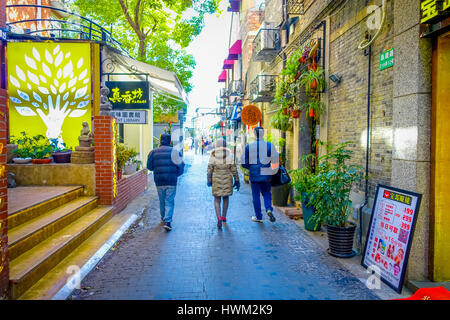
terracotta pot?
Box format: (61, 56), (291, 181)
(282, 108), (288, 115)
(292, 109), (301, 119)
(31, 158), (52, 164)
(308, 108), (315, 118)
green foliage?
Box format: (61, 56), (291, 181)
(11, 132), (52, 159)
(116, 143), (138, 170)
(281, 48), (303, 81)
(75, 0), (220, 116)
(270, 109), (292, 132)
(308, 142), (364, 228)
(301, 97), (326, 119)
(298, 68), (326, 97)
(49, 139), (71, 153)
(289, 154), (317, 203)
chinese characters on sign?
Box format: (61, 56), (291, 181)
(362, 185), (422, 293)
(110, 110), (148, 124)
(379, 48), (394, 71)
(420, 0), (450, 24)
(105, 81), (149, 109)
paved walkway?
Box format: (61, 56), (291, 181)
(73, 151), (379, 300)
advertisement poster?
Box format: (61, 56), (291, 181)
(361, 185), (422, 293)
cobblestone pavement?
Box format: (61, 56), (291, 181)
(73, 151), (379, 300)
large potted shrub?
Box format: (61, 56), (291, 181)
(116, 143), (137, 179)
(309, 142), (364, 257)
(290, 154), (321, 231)
(10, 131), (33, 163)
(29, 135), (53, 164)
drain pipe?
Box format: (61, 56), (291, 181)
(358, 36), (372, 254)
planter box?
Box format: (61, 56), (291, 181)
(52, 151), (72, 163)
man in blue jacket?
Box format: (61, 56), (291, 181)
(241, 127), (279, 223)
(147, 134), (185, 231)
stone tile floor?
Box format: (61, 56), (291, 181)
(72, 152), (380, 300)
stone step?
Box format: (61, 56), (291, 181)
(9, 206), (114, 300)
(8, 197), (99, 260)
(18, 210), (134, 300)
(8, 186), (84, 229)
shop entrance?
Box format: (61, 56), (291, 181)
(430, 30), (450, 281)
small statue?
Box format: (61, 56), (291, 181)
(7, 172), (17, 188)
(78, 121), (93, 147)
(100, 86), (112, 116)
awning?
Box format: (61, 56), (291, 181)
(231, 102), (242, 121)
(101, 46), (189, 106)
(227, 0), (240, 12)
(223, 59), (234, 69)
(218, 70), (227, 82)
(227, 40), (242, 60)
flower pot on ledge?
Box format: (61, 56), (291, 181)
(52, 151), (72, 163)
(31, 158), (52, 164)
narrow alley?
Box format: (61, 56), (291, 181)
(73, 152), (379, 300)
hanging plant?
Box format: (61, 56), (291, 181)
(298, 68), (326, 96)
(301, 98), (325, 120)
(271, 109), (293, 131)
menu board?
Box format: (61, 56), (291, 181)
(361, 185), (422, 293)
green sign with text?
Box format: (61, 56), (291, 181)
(380, 48), (394, 71)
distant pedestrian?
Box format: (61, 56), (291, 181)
(241, 127), (278, 223)
(201, 137), (205, 155)
(207, 138), (240, 229)
(194, 138), (199, 154)
(147, 134), (185, 231)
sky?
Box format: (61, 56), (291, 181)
(185, 1), (232, 119)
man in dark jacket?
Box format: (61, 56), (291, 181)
(147, 134), (185, 231)
(241, 127), (279, 223)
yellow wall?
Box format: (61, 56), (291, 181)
(431, 31), (450, 281)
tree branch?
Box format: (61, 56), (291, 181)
(117, 0), (141, 37)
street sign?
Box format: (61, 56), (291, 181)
(379, 48), (394, 70)
(361, 185), (422, 293)
(105, 81), (150, 109)
(110, 110), (148, 124)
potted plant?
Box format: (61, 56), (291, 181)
(308, 142), (364, 257)
(116, 143), (137, 179)
(302, 98), (325, 119)
(29, 134), (53, 164)
(10, 132), (33, 163)
(124, 149), (139, 175)
(270, 109), (293, 132)
(50, 138), (72, 163)
(291, 105), (302, 119)
(290, 154), (321, 231)
(298, 68), (326, 96)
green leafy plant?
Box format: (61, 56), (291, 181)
(298, 68), (326, 96)
(49, 138), (72, 153)
(10, 131), (33, 159)
(301, 98), (326, 119)
(11, 132), (52, 159)
(290, 154), (317, 203)
(308, 142), (364, 228)
(116, 143), (138, 171)
(270, 109), (292, 131)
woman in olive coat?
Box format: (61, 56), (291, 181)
(207, 139), (240, 228)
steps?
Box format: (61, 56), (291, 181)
(8, 186), (113, 299)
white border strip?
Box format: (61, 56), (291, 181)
(51, 213), (139, 300)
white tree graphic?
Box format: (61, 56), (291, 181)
(9, 44), (90, 146)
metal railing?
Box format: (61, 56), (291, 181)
(287, 0), (306, 15)
(229, 80), (243, 96)
(249, 75), (277, 103)
(252, 25), (281, 62)
(5, 4), (129, 56)
(220, 87), (229, 99)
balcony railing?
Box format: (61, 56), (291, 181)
(5, 3), (129, 56)
(287, 0), (305, 15)
(250, 75), (277, 103)
(229, 80), (243, 96)
(220, 87), (229, 99)
(252, 23), (281, 62)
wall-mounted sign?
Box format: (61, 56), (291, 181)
(105, 81), (149, 110)
(362, 185), (422, 293)
(8, 42), (92, 149)
(380, 48), (394, 71)
(420, 0), (450, 24)
(110, 110), (148, 124)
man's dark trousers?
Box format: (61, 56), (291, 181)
(250, 181), (273, 220)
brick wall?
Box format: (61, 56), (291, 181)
(94, 116), (116, 206)
(328, 0), (395, 199)
(0, 89), (9, 299)
(113, 170), (148, 214)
